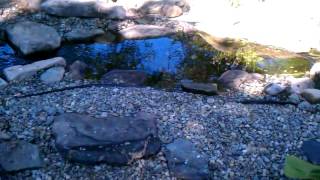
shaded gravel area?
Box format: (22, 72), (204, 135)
(0, 78), (319, 179)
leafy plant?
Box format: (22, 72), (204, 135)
(284, 155), (320, 179)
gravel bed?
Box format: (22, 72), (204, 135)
(0, 78), (319, 179)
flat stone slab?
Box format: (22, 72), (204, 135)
(164, 138), (209, 180)
(40, 66), (65, 84)
(181, 81), (218, 95)
(41, 0), (127, 19)
(3, 57), (66, 81)
(0, 141), (43, 173)
(301, 88), (320, 104)
(6, 21), (61, 56)
(53, 112), (161, 165)
(119, 25), (174, 40)
(302, 140), (320, 165)
(101, 70), (148, 86)
(64, 28), (105, 43)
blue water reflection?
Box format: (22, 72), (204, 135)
(57, 37), (185, 75)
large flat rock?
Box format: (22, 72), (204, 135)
(3, 57), (66, 81)
(0, 141), (43, 173)
(119, 25), (174, 40)
(53, 112), (161, 165)
(41, 0), (127, 19)
(6, 21), (61, 56)
(165, 138), (209, 180)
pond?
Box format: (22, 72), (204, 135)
(0, 35), (226, 86)
(0, 33), (313, 86)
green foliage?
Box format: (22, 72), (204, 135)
(284, 155), (320, 179)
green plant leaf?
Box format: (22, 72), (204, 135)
(284, 155), (320, 179)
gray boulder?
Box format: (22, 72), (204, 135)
(139, 0), (189, 17)
(263, 83), (286, 96)
(301, 89), (320, 104)
(161, 4), (183, 18)
(40, 66), (65, 84)
(119, 25), (174, 40)
(181, 81), (218, 95)
(64, 29), (105, 43)
(6, 21), (61, 56)
(3, 57), (66, 81)
(41, 0), (127, 19)
(21, 0), (44, 12)
(52, 112), (161, 165)
(0, 141), (43, 173)
(165, 138), (209, 180)
(0, 78), (8, 88)
(101, 70), (147, 86)
(218, 70), (250, 89)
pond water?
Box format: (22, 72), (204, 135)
(0, 36), (222, 84)
(57, 37), (186, 78)
(0, 34), (312, 85)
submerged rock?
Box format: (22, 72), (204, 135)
(64, 29), (105, 43)
(41, 0), (127, 19)
(6, 21), (61, 56)
(67, 61), (88, 80)
(0, 141), (43, 173)
(164, 138), (209, 180)
(263, 83), (286, 96)
(53, 112), (161, 165)
(3, 57), (66, 81)
(40, 66), (65, 84)
(119, 25), (174, 40)
(218, 70), (250, 89)
(181, 81), (218, 95)
(301, 89), (320, 104)
(301, 140), (320, 165)
(101, 70), (147, 86)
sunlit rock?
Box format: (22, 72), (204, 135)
(119, 25), (174, 40)
(3, 57), (66, 81)
(6, 21), (61, 56)
(263, 83), (286, 96)
(41, 0), (127, 19)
